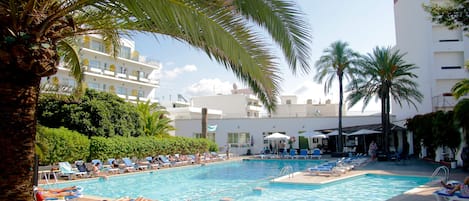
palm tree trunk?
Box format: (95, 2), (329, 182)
(338, 75), (344, 153)
(380, 88), (386, 149)
(202, 108), (207, 138)
(385, 85), (391, 153)
(0, 65), (40, 200)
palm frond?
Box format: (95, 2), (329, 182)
(232, 0), (312, 74)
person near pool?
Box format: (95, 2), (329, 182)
(368, 141), (378, 160)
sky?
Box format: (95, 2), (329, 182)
(132, 0), (396, 113)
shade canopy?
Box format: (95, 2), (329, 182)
(325, 130), (347, 136)
(347, 129), (380, 136)
(301, 131), (323, 137)
(264, 132), (290, 140)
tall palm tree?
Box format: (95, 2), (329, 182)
(347, 47), (423, 152)
(0, 0), (311, 199)
(314, 41), (360, 153)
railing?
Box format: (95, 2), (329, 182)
(279, 165), (294, 178)
(431, 165), (449, 183)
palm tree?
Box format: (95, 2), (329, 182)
(452, 65), (469, 99)
(0, 0), (311, 199)
(136, 101), (175, 137)
(347, 47), (423, 152)
(314, 41), (360, 153)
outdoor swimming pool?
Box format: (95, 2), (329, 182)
(46, 159), (431, 201)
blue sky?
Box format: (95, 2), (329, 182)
(133, 0), (396, 112)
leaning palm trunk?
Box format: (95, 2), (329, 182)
(0, 66), (42, 200)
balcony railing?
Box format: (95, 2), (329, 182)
(84, 67), (159, 85)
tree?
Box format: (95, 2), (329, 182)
(451, 65), (469, 99)
(0, 1), (312, 199)
(136, 100), (174, 137)
(454, 99), (469, 141)
(347, 47), (423, 152)
(314, 41), (360, 152)
(424, 0), (469, 32)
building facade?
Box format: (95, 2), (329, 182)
(393, 0), (469, 120)
(41, 35), (161, 103)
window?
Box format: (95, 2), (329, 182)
(119, 66), (127, 74)
(441, 66), (462, 70)
(89, 60), (101, 69)
(88, 82), (100, 91)
(228, 132), (251, 147)
(117, 86), (127, 95)
(119, 46), (131, 59)
(138, 90), (145, 98)
(194, 133), (216, 142)
(90, 40), (104, 52)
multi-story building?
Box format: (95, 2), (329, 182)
(41, 35), (161, 103)
(393, 0), (469, 121)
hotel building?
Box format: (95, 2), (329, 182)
(41, 35), (161, 103)
(393, 0), (469, 121)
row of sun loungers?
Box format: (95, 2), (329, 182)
(53, 152), (227, 180)
(259, 148), (323, 159)
(306, 155), (368, 177)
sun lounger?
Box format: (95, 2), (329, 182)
(58, 162), (87, 180)
(145, 157), (160, 169)
(307, 166), (342, 176)
(121, 158), (137, 172)
(107, 159), (120, 174)
(434, 189), (469, 201)
(157, 155), (172, 167)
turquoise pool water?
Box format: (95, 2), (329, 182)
(45, 160), (430, 201)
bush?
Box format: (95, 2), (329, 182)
(36, 126), (90, 165)
(37, 126), (218, 164)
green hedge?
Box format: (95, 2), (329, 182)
(36, 126), (218, 165)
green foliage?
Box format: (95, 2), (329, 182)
(298, 136), (309, 150)
(37, 126), (217, 164)
(36, 126), (90, 165)
(407, 111), (461, 158)
(38, 89), (144, 137)
(136, 101), (175, 137)
(454, 99), (469, 139)
(424, 0), (469, 31)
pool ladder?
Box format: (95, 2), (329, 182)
(431, 165), (449, 182)
(279, 165), (294, 178)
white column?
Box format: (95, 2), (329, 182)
(407, 132), (414, 155)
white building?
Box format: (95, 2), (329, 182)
(175, 115), (383, 155)
(393, 0), (469, 121)
(271, 95), (340, 118)
(41, 35), (161, 103)
(190, 88), (263, 118)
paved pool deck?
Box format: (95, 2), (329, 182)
(74, 156), (468, 201)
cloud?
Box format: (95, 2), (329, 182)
(161, 64), (197, 79)
(185, 78), (234, 96)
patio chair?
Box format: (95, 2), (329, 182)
(295, 149), (309, 159)
(310, 148), (322, 159)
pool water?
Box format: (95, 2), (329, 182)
(46, 160), (430, 201)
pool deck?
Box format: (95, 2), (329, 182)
(72, 156), (467, 201)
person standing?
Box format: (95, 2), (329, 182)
(369, 141), (378, 161)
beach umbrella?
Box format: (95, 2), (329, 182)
(347, 129), (380, 153)
(301, 131), (327, 149)
(264, 133), (290, 154)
